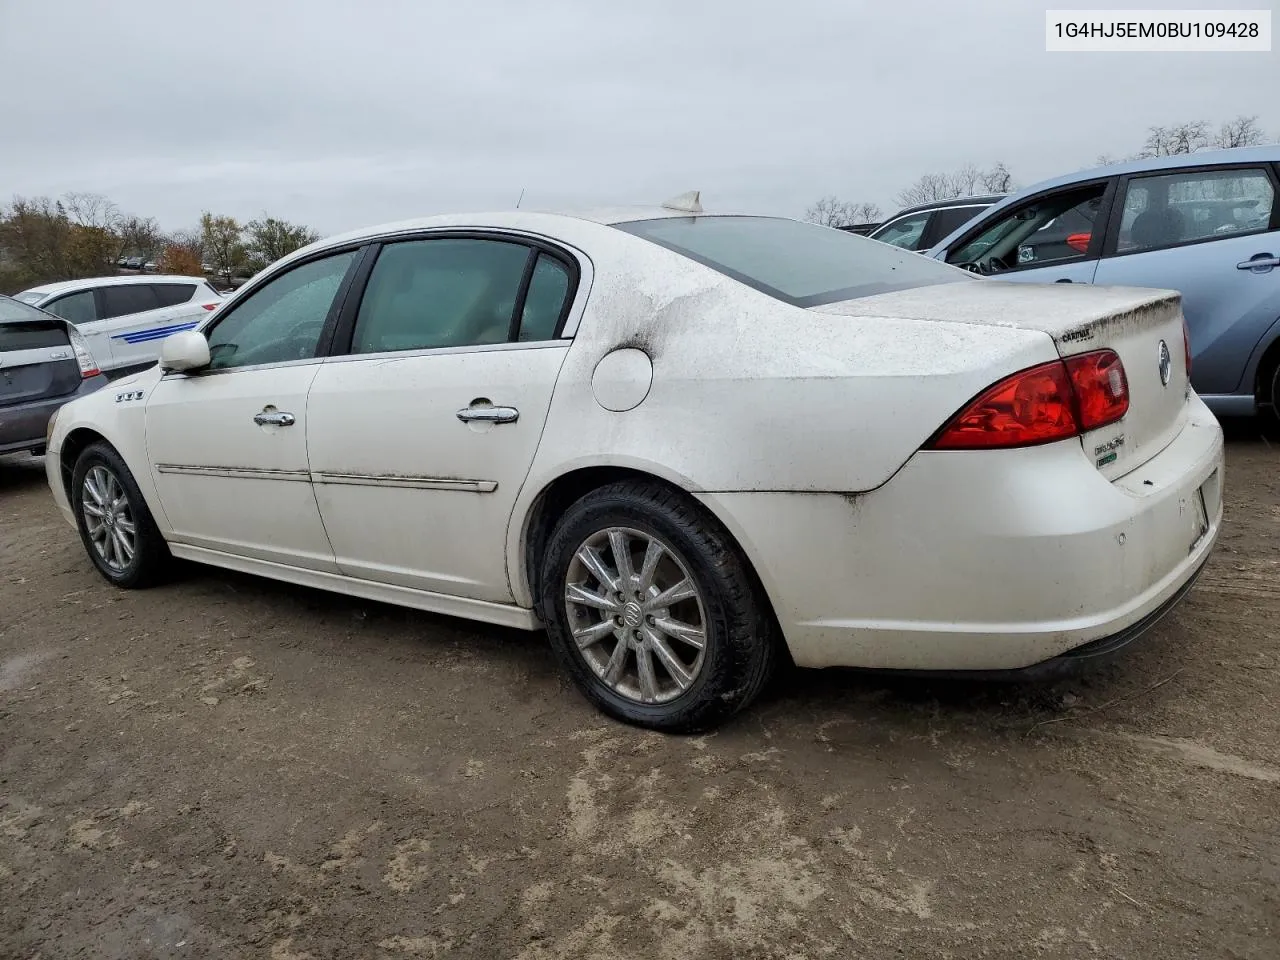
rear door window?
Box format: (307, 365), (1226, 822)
(102, 284), (161, 319)
(1112, 167), (1276, 254)
(150, 283), (197, 307)
(43, 290), (99, 325)
(923, 205), (991, 248)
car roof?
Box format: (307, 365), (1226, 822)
(21, 274), (209, 297)
(292, 207), (770, 259)
(889, 195), (1006, 217)
(1025, 145), (1280, 194)
(925, 144), (1280, 255)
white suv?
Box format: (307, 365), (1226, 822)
(15, 275), (222, 378)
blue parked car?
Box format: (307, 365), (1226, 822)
(926, 146), (1280, 419)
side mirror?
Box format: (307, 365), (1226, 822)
(159, 330), (211, 372)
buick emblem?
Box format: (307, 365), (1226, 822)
(1157, 340), (1172, 387)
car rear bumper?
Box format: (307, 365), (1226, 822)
(696, 393), (1225, 672)
(0, 374), (108, 456)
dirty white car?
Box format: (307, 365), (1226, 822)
(43, 196), (1225, 731)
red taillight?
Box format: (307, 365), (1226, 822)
(201, 302), (219, 311)
(1065, 349), (1128, 430)
(931, 360), (1079, 449)
(1066, 232), (1092, 253)
(1183, 320), (1192, 379)
(931, 350), (1128, 450)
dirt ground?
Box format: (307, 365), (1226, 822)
(2, 423), (1278, 960)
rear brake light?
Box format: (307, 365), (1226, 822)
(930, 350), (1128, 450)
(201, 302), (219, 311)
(1066, 232), (1092, 253)
(66, 326), (101, 379)
(930, 360), (1079, 449)
(1065, 349), (1129, 430)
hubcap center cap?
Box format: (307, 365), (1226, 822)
(621, 601), (644, 628)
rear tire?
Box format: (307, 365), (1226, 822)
(1267, 360), (1280, 427)
(71, 442), (170, 588)
(539, 480), (779, 733)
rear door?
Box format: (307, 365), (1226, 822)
(306, 233), (577, 603)
(1092, 163), (1280, 397)
(98, 283), (201, 371)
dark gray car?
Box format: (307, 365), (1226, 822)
(1, 295), (108, 456)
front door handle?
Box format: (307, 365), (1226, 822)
(456, 405), (519, 424)
(1237, 254), (1280, 271)
(253, 410), (296, 426)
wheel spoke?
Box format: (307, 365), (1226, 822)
(572, 618), (616, 649)
(82, 501), (105, 519)
(648, 631), (694, 690)
(649, 577), (696, 609)
(602, 640), (628, 686)
(575, 545), (619, 593)
(636, 645), (659, 702)
(652, 616), (705, 650)
(115, 516), (136, 536)
(608, 530), (635, 586)
(637, 539), (664, 591)
(565, 583), (618, 612)
(107, 529), (122, 568)
(117, 526), (135, 561)
(84, 472), (105, 506)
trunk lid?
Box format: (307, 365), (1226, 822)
(813, 281), (1190, 478)
(0, 314), (81, 407)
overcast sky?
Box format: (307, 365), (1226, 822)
(1, 0), (1276, 234)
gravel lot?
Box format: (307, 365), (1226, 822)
(2, 424), (1278, 960)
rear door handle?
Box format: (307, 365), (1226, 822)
(1237, 254), (1280, 271)
(253, 410), (296, 426)
(456, 405), (519, 424)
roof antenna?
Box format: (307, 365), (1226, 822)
(661, 190), (703, 214)
(516, 187), (526, 209)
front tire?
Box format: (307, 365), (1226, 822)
(540, 480), (778, 733)
(72, 442), (169, 588)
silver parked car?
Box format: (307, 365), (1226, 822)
(0, 295), (108, 456)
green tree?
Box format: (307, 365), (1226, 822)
(200, 212), (247, 286)
(243, 215), (321, 271)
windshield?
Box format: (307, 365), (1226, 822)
(614, 216), (971, 307)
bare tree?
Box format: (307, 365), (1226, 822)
(980, 162), (1013, 194)
(1214, 115), (1266, 149)
(803, 196), (881, 228)
(63, 192), (120, 231)
(166, 227), (205, 262)
(1139, 121), (1210, 158)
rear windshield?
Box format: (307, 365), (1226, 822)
(0, 297), (70, 351)
(614, 215), (971, 307)
(13, 291), (46, 305)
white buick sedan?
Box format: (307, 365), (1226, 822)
(44, 197), (1224, 731)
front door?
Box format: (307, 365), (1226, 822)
(1092, 163), (1280, 396)
(145, 249), (362, 570)
(306, 235), (578, 602)
(939, 179), (1114, 284)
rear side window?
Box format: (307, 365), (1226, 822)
(352, 238), (532, 353)
(102, 284), (160, 319)
(617, 216), (969, 307)
(929, 205), (989, 243)
(0, 298), (70, 351)
(519, 255), (571, 341)
(44, 290), (98, 325)
(150, 283), (197, 307)
(1115, 168), (1276, 254)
